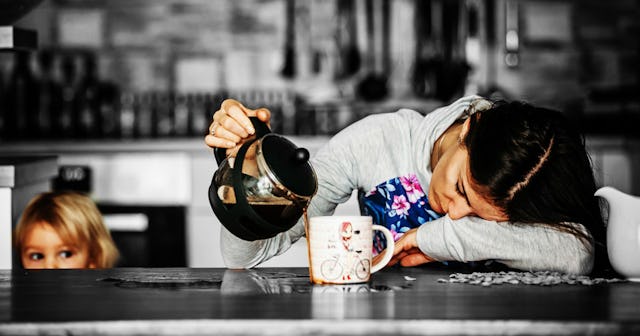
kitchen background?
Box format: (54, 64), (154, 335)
(1, 0), (639, 268)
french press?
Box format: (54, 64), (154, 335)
(209, 118), (317, 241)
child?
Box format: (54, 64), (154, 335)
(14, 191), (119, 269)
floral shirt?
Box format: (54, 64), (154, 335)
(360, 173), (442, 253)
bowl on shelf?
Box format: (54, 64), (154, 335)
(0, 0), (44, 25)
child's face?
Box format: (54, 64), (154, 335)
(20, 222), (95, 269)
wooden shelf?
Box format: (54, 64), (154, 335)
(0, 26), (37, 51)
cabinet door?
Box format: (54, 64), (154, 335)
(189, 154), (224, 267)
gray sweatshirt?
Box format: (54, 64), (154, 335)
(220, 95), (593, 274)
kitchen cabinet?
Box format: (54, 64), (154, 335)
(0, 156), (58, 269)
(586, 136), (640, 195)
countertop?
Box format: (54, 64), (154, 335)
(1, 266), (638, 335)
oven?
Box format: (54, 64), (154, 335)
(53, 153), (190, 267)
(97, 204), (186, 267)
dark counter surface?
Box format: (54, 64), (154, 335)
(0, 266), (638, 335)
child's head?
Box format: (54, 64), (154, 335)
(14, 191), (119, 269)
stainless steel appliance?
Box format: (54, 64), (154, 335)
(98, 204), (186, 267)
(54, 153), (190, 267)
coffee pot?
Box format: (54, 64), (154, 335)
(594, 186), (640, 281)
(209, 117), (317, 241)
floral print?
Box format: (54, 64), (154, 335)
(360, 173), (442, 253)
(400, 174), (424, 203)
(391, 195), (411, 217)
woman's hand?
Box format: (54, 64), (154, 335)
(383, 228), (435, 267)
(204, 99), (271, 156)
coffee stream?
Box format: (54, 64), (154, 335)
(303, 209), (314, 283)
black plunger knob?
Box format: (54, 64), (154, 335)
(293, 148), (310, 164)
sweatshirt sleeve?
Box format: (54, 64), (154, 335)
(220, 220), (306, 269)
(415, 215), (594, 275)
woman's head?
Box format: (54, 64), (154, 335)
(463, 101), (602, 229)
(15, 191), (119, 269)
(464, 100), (607, 271)
(428, 99), (607, 271)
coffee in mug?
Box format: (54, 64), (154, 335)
(306, 216), (394, 284)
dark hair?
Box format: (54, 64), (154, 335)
(464, 100), (610, 275)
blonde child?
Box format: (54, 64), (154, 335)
(14, 191), (119, 269)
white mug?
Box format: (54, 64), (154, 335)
(307, 216), (395, 284)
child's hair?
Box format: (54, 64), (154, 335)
(14, 191), (119, 268)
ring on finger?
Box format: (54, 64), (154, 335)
(209, 123), (218, 136)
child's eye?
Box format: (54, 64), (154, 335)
(59, 250), (74, 259)
(29, 253), (44, 261)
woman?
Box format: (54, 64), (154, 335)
(205, 95), (609, 275)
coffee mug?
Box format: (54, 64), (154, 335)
(307, 216), (395, 284)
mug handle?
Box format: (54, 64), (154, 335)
(370, 225), (395, 274)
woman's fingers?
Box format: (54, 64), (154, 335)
(399, 251), (433, 267)
(205, 99), (272, 151)
(387, 247), (432, 267)
(204, 120), (242, 147)
(372, 250), (390, 266)
(255, 108), (272, 126)
(382, 228), (434, 268)
(215, 108), (249, 139)
(204, 130), (237, 149)
(387, 249), (410, 267)
(221, 99), (256, 135)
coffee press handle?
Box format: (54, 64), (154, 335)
(213, 148), (227, 165)
(213, 117), (272, 165)
(250, 116), (272, 138)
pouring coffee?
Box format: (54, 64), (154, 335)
(209, 117), (317, 241)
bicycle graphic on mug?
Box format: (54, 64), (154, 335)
(320, 221), (370, 281)
(320, 250), (370, 281)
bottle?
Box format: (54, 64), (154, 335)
(4, 51), (38, 140)
(204, 93), (224, 135)
(135, 92), (153, 138)
(0, 61), (5, 138)
(173, 93), (189, 137)
(119, 92), (136, 139)
(35, 49), (63, 139)
(58, 54), (79, 139)
(155, 92), (173, 137)
(76, 52), (101, 138)
(99, 82), (120, 138)
(189, 93), (207, 136)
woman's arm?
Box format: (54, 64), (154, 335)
(220, 111), (410, 268)
(220, 220), (306, 269)
(415, 215), (594, 275)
